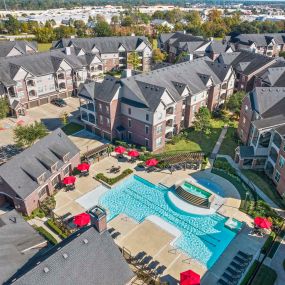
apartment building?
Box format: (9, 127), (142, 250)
(216, 51), (281, 92)
(0, 40), (37, 58)
(78, 58), (235, 151)
(236, 87), (285, 196)
(228, 33), (285, 57)
(158, 32), (233, 62)
(52, 36), (152, 72)
(0, 48), (103, 117)
(0, 129), (80, 215)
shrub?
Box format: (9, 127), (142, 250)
(157, 161), (170, 169)
(95, 169), (133, 185)
(36, 226), (58, 245)
(140, 146), (147, 153)
(25, 208), (46, 220)
(114, 140), (128, 148)
(46, 219), (68, 239)
(40, 196), (56, 215)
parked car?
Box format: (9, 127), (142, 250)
(51, 98), (67, 107)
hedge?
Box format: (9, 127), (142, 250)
(36, 226), (58, 245)
(46, 219), (68, 239)
(96, 169), (133, 185)
(240, 260), (260, 285)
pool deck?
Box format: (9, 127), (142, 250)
(109, 214), (207, 284)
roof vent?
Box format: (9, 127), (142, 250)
(83, 238), (88, 244)
(62, 253), (68, 259)
(43, 267), (49, 273)
(9, 216), (17, 223)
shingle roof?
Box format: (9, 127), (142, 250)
(0, 41), (37, 57)
(252, 115), (285, 130)
(0, 128), (79, 199)
(9, 226), (134, 285)
(0, 210), (46, 284)
(217, 51), (276, 75)
(52, 36), (151, 53)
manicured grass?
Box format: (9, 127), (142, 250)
(219, 122), (239, 158)
(35, 226), (58, 245)
(241, 169), (285, 210)
(252, 264), (277, 285)
(62, 122), (84, 135)
(38, 43), (52, 52)
(165, 119), (225, 156)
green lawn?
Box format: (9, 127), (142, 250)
(165, 119), (225, 155)
(219, 122), (239, 158)
(241, 169), (285, 209)
(252, 264), (277, 285)
(61, 122), (84, 135)
(38, 43), (52, 52)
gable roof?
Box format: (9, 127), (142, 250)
(0, 41), (37, 58)
(9, 226), (134, 285)
(0, 128), (79, 199)
(0, 210), (46, 284)
(52, 36), (151, 54)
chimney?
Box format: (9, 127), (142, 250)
(88, 205), (107, 233)
(65, 47), (71, 55)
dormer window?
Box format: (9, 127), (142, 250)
(37, 173), (46, 185)
(63, 153), (70, 163)
(51, 163), (57, 173)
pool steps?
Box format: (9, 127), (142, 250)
(176, 186), (210, 208)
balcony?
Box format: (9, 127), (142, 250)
(28, 90), (37, 97)
(221, 82), (227, 90)
(7, 87), (16, 97)
(57, 73), (65, 80)
(81, 102), (95, 111)
(27, 79), (36, 87)
(166, 106), (175, 117)
(59, 82), (66, 90)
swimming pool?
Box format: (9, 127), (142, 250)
(99, 175), (236, 268)
(195, 177), (225, 197)
(182, 182), (212, 199)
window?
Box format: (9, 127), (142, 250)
(157, 112), (162, 120)
(279, 156), (285, 168)
(63, 166), (70, 175)
(145, 138), (149, 147)
(156, 124), (162, 134)
(128, 132), (132, 141)
(99, 115), (103, 124)
(105, 106), (109, 114)
(145, 125), (149, 135)
(193, 95), (196, 102)
(156, 137), (162, 147)
(192, 105), (196, 113)
(274, 170), (281, 183)
(146, 114), (149, 121)
(99, 103), (102, 111)
(243, 117), (246, 124)
(128, 119), (132, 128)
(245, 105), (248, 112)
(51, 176), (59, 186)
(128, 108), (131, 115)
(38, 187), (47, 198)
(106, 118), (110, 127)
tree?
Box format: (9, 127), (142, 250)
(60, 112), (69, 126)
(192, 107), (212, 134)
(279, 51), (285, 59)
(0, 98), (9, 119)
(14, 121), (48, 148)
(127, 52), (141, 70)
(34, 27), (55, 43)
(226, 91), (246, 116)
(152, 48), (166, 63)
(93, 21), (112, 37)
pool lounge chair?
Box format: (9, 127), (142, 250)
(131, 251), (147, 264)
(217, 278), (233, 285)
(226, 267), (242, 278)
(234, 255), (250, 265)
(230, 261), (247, 271)
(237, 251), (253, 261)
(222, 272), (238, 285)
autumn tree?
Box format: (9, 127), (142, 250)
(127, 52), (141, 70)
(152, 48), (166, 63)
(193, 107), (212, 135)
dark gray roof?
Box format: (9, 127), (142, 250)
(0, 41), (37, 57)
(10, 226), (134, 285)
(0, 210), (46, 284)
(52, 36), (151, 53)
(78, 75), (120, 103)
(0, 128), (79, 199)
(275, 125), (285, 137)
(239, 146), (255, 158)
(159, 32), (175, 44)
(252, 115), (285, 129)
(216, 51), (276, 75)
(230, 33), (285, 47)
(251, 87), (285, 118)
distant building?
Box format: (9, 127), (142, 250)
(0, 40), (37, 57)
(236, 87), (285, 196)
(158, 32), (233, 62)
(0, 129), (80, 215)
(151, 19), (174, 30)
(52, 36), (153, 72)
(7, 224), (134, 285)
(0, 210), (47, 284)
(77, 58), (235, 150)
(227, 33), (285, 57)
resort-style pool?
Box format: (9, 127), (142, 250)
(182, 182), (212, 199)
(99, 175), (236, 268)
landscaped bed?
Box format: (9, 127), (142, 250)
(251, 264), (277, 285)
(95, 169), (133, 186)
(62, 122), (84, 135)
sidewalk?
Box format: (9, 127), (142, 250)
(210, 126), (228, 159)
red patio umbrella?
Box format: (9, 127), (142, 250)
(73, 213), (90, 227)
(77, 163), (90, 172)
(146, 158), (159, 167)
(115, 146), (126, 154)
(254, 217), (272, 229)
(62, 176), (76, 185)
(128, 150), (139, 157)
(180, 270), (200, 285)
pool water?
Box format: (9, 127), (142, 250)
(195, 177), (225, 197)
(99, 175), (236, 268)
(182, 182), (212, 199)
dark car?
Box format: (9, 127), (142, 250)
(51, 98), (67, 107)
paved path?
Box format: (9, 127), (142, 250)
(218, 154), (285, 218)
(210, 126), (228, 159)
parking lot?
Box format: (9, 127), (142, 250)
(0, 97), (80, 147)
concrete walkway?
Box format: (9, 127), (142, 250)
(217, 154), (285, 218)
(210, 126), (228, 159)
